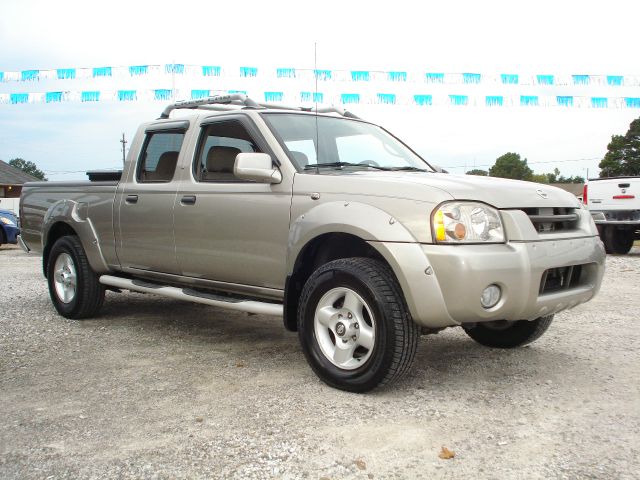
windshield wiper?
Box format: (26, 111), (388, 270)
(388, 166), (430, 172)
(304, 162), (392, 171)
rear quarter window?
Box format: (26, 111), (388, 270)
(137, 132), (185, 183)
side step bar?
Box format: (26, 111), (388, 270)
(99, 275), (283, 317)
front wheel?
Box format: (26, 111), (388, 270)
(298, 257), (420, 392)
(47, 235), (105, 319)
(462, 315), (554, 348)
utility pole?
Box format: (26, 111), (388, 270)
(120, 133), (127, 164)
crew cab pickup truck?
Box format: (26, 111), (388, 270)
(584, 176), (640, 254)
(19, 94), (606, 392)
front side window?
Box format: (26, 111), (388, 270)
(263, 113), (432, 173)
(137, 132), (184, 183)
(195, 120), (261, 182)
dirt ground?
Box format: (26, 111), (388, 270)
(1, 244), (639, 479)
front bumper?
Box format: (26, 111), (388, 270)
(2, 225), (19, 245)
(370, 236), (606, 328)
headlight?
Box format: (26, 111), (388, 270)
(0, 216), (16, 226)
(432, 202), (504, 243)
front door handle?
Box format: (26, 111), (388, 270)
(125, 195), (138, 204)
(181, 195), (197, 205)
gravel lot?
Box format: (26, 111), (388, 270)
(1, 244), (639, 479)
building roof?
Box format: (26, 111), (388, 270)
(553, 183), (584, 196)
(0, 159), (41, 185)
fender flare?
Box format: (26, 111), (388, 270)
(287, 201), (418, 274)
(42, 199), (110, 274)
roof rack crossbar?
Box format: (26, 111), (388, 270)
(159, 94), (361, 120)
(257, 103), (360, 118)
(159, 94), (259, 119)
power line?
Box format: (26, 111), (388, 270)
(444, 157), (601, 170)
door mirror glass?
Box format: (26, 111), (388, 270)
(234, 153), (282, 183)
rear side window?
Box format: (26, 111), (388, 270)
(138, 132), (184, 183)
(195, 120), (261, 182)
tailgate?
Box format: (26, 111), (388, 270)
(588, 178), (640, 210)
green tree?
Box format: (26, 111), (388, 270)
(489, 152), (533, 180)
(531, 173), (549, 183)
(8, 158), (47, 181)
(466, 169), (488, 176)
(531, 168), (585, 184)
(556, 174), (585, 184)
(599, 117), (640, 177)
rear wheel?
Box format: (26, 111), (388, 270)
(47, 235), (105, 319)
(462, 315), (554, 348)
(298, 257), (420, 392)
(603, 226), (634, 255)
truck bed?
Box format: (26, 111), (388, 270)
(20, 181), (118, 267)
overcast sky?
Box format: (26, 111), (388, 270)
(1, 0), (639, 180)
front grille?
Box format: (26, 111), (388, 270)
(522, 207), (579, 233)
(539, 264), (583, 294)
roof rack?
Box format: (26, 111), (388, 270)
(158, 93), (360, 120)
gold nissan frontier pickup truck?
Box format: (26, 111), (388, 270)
(19, 94), (606, 392)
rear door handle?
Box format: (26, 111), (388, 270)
(181, 195), (197, 205)
(125, 195), (138, 204)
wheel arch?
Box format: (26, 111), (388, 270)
(42, 222), (78, 277)
(284, 231), (412, 332)
(283, 201), (418, 332)
(42, 199), (110, 278)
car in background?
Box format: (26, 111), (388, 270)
(0, 209), (19, 247)
(583, 176), (640, 254)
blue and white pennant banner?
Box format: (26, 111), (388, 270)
(1, 90), (639, 109)
(1, 62), (638, 109)
(1, 64), (640, 87)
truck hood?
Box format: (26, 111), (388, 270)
(390, 172), (580, 208)
(302, 171), (581, 209)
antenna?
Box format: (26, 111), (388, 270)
(314, 42), (318, 114)
(171, 58), (176, 101)
(120, 133), (127, 164)
(314, 42), (320, 166)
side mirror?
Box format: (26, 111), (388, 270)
(431, 164), (448, 173)
(234, 153), (282, 184)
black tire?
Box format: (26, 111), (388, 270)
(463, 315), (554, 348)
(0, 227), (5, 247)
(603, 226), (634, 255)
(46, 235), (105, 319)
(297, 257), (420, 392)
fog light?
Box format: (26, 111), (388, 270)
(481, 285), (501, 309)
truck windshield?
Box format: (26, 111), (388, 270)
(262, 113), (432, 172)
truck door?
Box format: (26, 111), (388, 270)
(116, 122), (189, 274)
(173, 115), (291, 290)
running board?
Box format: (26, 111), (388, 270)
(99, 275), (283, 317)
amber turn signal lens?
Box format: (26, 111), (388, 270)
(435, 210), (446, 241)
(453, 223), (466, 240)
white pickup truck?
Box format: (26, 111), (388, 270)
(584, 177), (639, 254)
